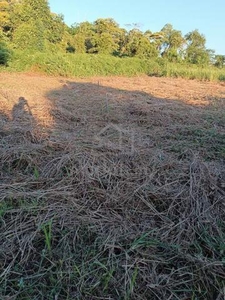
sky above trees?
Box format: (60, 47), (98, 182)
(49, 0), (225, 55)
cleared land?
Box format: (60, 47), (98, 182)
(0, 73), (225, 299)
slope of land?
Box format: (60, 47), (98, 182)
(0, 73), (225, 299)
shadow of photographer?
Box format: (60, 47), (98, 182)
(11, 97), (35, 129)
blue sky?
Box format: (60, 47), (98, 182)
(49, 0), (225, 55)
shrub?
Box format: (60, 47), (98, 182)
(0, 43), (10, 65)
(5, 50), (225, 81)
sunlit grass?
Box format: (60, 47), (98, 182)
(2, 50), (225, 81)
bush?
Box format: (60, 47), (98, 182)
(0, 43), (10, 65)
(5, 50), (225, 81)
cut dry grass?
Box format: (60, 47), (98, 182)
(0, 74), (225, 299)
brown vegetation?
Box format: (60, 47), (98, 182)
(0, 73), (225, 299)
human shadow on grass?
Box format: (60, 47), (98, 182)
(11, 96), (36, 131)
(0, 96), (36, 134)
(0, 96), (38, 178)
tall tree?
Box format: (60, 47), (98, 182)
(89, 18), (124, 54)
(0, 1), (9, 28)
(69, 21), (94, 53)
(125, 29), (159, 58)
(11, 0), (51, 28)
(13, 19), (45, 50)
(185, 29), (211, 65)
(145, 30), (164, 51)
(10, 0), (64, 49)
(0, 0), (16, 39)
(160, 24), (185, 62)
(47, 13), (65, 44)
(214, 54), (225, 68)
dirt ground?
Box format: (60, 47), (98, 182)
(1, 72), (225, 155)
(1, 73), (225, 110)
(1, 72), (225, 137)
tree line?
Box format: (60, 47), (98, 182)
(0, 0), (225, 68)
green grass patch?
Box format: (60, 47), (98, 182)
(2, 50), (225, 81)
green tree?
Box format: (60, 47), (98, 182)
(185, 29), (206, 48)
(145, 30), (164, 51)
(0, 0), (15, 40)
(214, 54), (225, 68)
(89, 32), (118, 54)
(89, 18), (124, 54)
(160, 24), (185, 62)
(10, 0), (51, 28)
(10, 0), (65, 49)
(13, 19), (45, 50)
(185, 30), (211, 65)
(125, 29), (159, 58)
(0, 1), (10, 29)
(70, 21), (93, 36)
(72, 33), (86, 53)
(47, 13), (65, 44)
(69, 21), (93, 53)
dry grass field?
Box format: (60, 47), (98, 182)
(0, 73), (225, 299)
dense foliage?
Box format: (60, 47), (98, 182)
(0, 0), (224, 71)
(0, 41), (10, 64)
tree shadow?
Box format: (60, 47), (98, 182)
(0, 80), (224, 160)
(45, 80), (225, 160)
